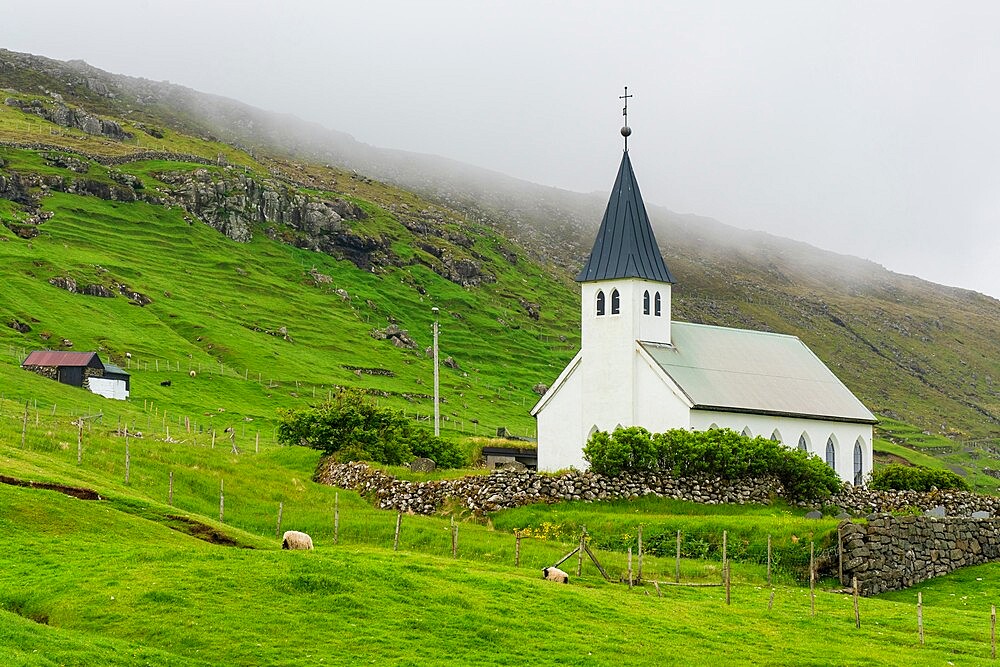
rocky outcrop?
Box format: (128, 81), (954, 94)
(5, 98), (131, 140)
(48, 275), (152, 306)
(370, 324), (418, 349)
(155, 168), (365, 247)
(840, 515), (1000, 595)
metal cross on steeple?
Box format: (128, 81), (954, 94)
(620, 86), (633, 151)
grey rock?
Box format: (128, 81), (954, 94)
(924, 505), (946, 518)
(409, 457), (436, 472)
(805, 510), (824, 519)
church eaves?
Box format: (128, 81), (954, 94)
(576, 151), (675, 283)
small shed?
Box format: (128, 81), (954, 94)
(21, 351), (128, 401)
(482, 446), (538, 471)
(89, 362), (130, 400)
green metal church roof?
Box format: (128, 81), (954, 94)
(641, 322), (876, 424)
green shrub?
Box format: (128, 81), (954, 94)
(408, 429), (466, 469)
(869, 464), (970, 492)
(584, 427), (842, 502)
(277, 388), (466, 468)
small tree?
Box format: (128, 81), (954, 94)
(277, 389), (411, 464)
(277, 388), (467, 468)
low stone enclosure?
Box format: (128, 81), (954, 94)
(317, 461), (1000, 594)
(840, 515), (1000, 595)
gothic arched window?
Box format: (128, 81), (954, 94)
(596, 290), (605, 316)
(741, 426), (752, 438)
(611, 289), (621, 314)
(654, 292), (662, 317)
(643, 290), (650, 315)
(798, 433), (809, 452)
(770, 429), (782, 443)
(854, 437), (864, 486)
(826, 436), (836, 469)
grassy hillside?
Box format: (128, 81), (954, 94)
(0, 140), (581, 439)
(3, 400), (1000, 665)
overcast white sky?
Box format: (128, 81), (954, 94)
(5, 1), (1000, 298)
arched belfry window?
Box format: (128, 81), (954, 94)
(654, 292), (662, 317)
(854, 438), (864, 486)
(643, 290), (650, 315)
(826, 436), (836, 469)
(798, 433), (809, 452)
(611, 289), (621, 314)
(596, 291), (605, 316)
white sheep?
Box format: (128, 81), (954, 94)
(281, 530), (314, 550)
(189, 370), (196, 378)
(542, 566), (569, 583)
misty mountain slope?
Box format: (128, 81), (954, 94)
(1, 48), (998, 444)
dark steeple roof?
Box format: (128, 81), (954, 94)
(576, 151), (675, 283)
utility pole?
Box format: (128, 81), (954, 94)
(432, 306), (440, 436)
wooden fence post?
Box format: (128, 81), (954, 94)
(810, 542), (816, 617)
(627, 547), (633, 589)
(168, 470), (173, 506)
(637, 525), (644, 582)
(676, 529), (681, 583)
(767, 534), (772, 586)
(125, 442), (131, 484)
(768, 588), (775, 611)
(991, 605), (996, 659)
(653, 580), (662, 597)
(452, 521), (458, 559)
(211, 430), (216, 449)
(334, 492), (340, 544)
(577, 530), (585, 577)
(77, 418), (83, 464)
(219, 479), (225, 523)
(515, 532), (522, 567)
(255, 431), (259, 453)
(276, 501), (284, 538)
(394, 512), (402, 551)
(722, 530), (728, 585)
(917, 592), (924, 645)
(838, 525), (845, 586)
(852, 576), (860, 628)
(725, 559), (731, 606)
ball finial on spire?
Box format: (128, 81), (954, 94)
(619, 86), (633, 150)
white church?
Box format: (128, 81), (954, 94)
(531, 126), (876, 486)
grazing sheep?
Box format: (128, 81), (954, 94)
(542, 566), (569, 584)
(160, 380), (171, 387)
(189, 370), (196, 378)
(282, 530), (314, 550)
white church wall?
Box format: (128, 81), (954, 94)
(689, 410), (874, 485)
(635, 351), (691, 433)
(535, 360), (588, 472)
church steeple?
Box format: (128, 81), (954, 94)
(576, 150), (674, 283)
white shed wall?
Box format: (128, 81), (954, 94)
(88, 377), (129, 401)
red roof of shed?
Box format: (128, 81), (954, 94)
(22, 351), (103, 368)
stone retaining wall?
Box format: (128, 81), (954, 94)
(314, 461), (780, 515)
(840, 515), (1000, 595)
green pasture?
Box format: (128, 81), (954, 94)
(2, 411), (1000, 665)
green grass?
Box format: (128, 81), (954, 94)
(2, 416), (1000, 665)
(0, 150), (579, 441)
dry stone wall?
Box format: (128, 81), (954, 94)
(315, 461), (780, 515)
(840, 515), (1000, 595)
